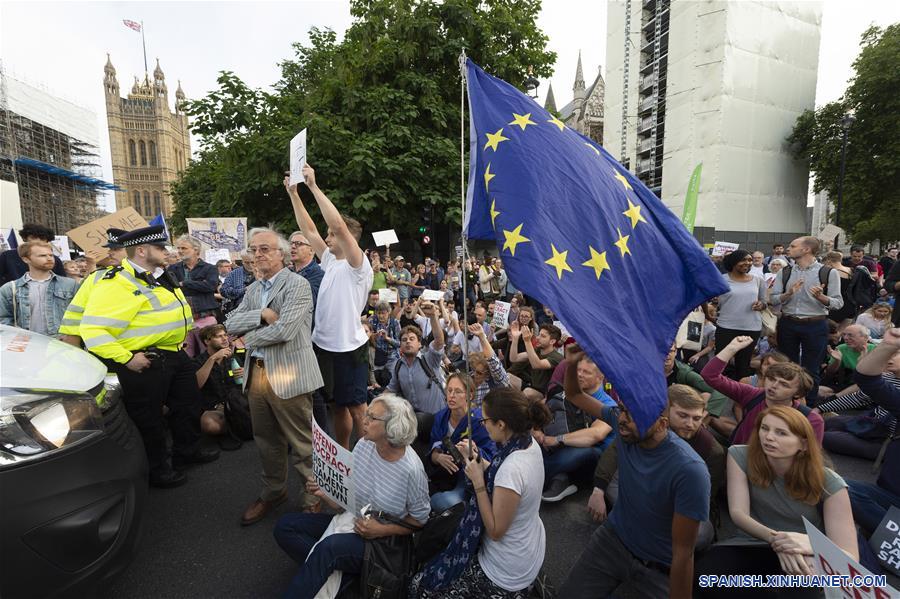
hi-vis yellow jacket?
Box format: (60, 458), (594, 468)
(79, 260), (194, 364)
(58, 268), (110, 337)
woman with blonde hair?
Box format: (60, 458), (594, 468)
(695, 405), (857, 597)
(856, 302), (893, 339)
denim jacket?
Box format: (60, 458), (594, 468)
(0, 273), (78, 336)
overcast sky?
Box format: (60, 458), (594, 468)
(1, 0), (898, 212)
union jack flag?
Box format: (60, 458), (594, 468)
(123, 19), (141, 32)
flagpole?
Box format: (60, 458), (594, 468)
(459, 49), (475, 459)
(141, 20), (148, 75)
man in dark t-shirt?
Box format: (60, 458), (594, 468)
(509, 322), (562, 400)
(194, 324), (244, 449)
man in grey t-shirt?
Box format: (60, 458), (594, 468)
(0, 241), (76, 337)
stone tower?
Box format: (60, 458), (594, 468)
(572, 50), (586, 110)
(544, 83), (557, 113)
(103, 56), (191, 219)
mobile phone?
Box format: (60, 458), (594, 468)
(442, 436), (465, 466)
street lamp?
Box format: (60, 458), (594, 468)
(523, 66), (539, 99)
(834, 112), (855, 229)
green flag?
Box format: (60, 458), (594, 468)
(681, 163), (702, 233)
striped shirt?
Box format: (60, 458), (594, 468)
(817, 372), (898, 436)
(351, 439), (430, 523)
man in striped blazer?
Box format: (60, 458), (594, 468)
(226, 227), (324, 526)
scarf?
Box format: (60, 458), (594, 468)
(410, 433), (533, 594)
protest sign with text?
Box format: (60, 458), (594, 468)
(289, 129), (307, 186)
(66, 208), (149, 259)
(804, 518), (896, 598)
(491, 300), (511, 329)
(712, 241), (739, 257)
(312, 418), (354, 512)
(870, 505), (900, 576)
(51, 236), (72, 261)
(378, 288), (398, 304)
(421, 289), (444, 302)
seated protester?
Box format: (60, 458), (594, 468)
(386, 302), (446, 448)
(849, 329), (900, 541)
(695, 406), (857, 599)
(735, 350), (791, 426)
(412, 388), (551, 599)
(559, 395), (710, 599)
(856, 302), (893, 340)
(274, 395), (430, 599)
(493, 306), (536, 365)
(448, 312), (485, 366)
(472, 305), (495, 343)
(193, 324), (245, 450)
(662, 344), (733, 438)
(465, 326), (511, 408)
(823, 324), (877, 391)
(701, 336), (824, 445)
(589, 385), (724, 551)
(361, 288), (379, 319)
(428, 373), (496, 512)
(536, 352), (615, 503)
(508, 321), (563, 401)
(369, 300), (401, 387)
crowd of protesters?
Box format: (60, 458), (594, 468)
(1, 172), (899, 597)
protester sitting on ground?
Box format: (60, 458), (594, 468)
(427, 373), (496, 512)
(715, 249), (768, 381)
(508, 322), (563, 401)
(220, 250), (255, 315)
(589, 385), (724, 551)
(412, 388), (551, 599)
(741, 350), (791, 388)
(369, 300), (401, 387)
(274, 394), (430, 599)
(466, 325), (511, 407)
(657, 343), (734, 438)
(386, 302), (446, 448)
(685, 304), (717, 371)
(493, 305), (536, 365)
(559, 393), (710, 598)
(694, 406), (857, 598)
(702, 336), (824, 444)
(849, 328), (900, 547)
(193, 324), (245, 450)
(536, 351), (615, 503)
(823, 323), (877, 392)
(856, 302), (893, 340)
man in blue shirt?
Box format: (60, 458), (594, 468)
(559, 394), (710, 598)
(289, 232), (324, 308)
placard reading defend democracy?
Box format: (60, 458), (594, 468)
(312, 417), (354, 512)
(870, 505), (900, 576)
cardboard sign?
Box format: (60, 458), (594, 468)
(870, 505), (900, 576)
(205, 248), (232, 265)
(421, 289), (444, 302)
(804, 518), (896, 598)
(712, 241), (739, 257)
(312, 417), (353, 512)
(66, 207), (149, 260)
(372, 229), (399, 247)
(289, 128), (307, 186)
(51, 236), (71, 261)
(492, 300), (511, 329)
(378, 288), (398, 303)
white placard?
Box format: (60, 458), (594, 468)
(289, 128), (307, 186)
(371, 229), (399, 247)
(803, 517), (897, 598)
(455, 245), (464, 258)
(421, 289), (444, 302)
(312, 418), (354, 512)
(378, 288), (398, 303)
(51, 235), (71, 261)
(205, 248), (232, 264)
(186, 218), (248, 253)
(712, 241), (739, 257)
(491, 300), (511, 329)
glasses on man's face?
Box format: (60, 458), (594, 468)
(364, 411), (387, 422)
(290, 241), (309, 248)
(248, 245), (276, 255)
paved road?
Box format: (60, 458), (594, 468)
(100, 438), (890, 598)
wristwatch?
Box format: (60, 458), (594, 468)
(556, 434), (566, 446)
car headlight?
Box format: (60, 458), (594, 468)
(0, 390), (104, 466)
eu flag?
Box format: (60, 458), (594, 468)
(463, 60), (728, 434)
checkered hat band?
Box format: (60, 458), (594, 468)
(123, 233), (167, 246)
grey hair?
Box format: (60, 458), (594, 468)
(239, 248), (254, 261)
(374, 301), (392, 312)
(176, 235), (202, 251)
(371, 394), (418, 447)
(770, 258), (788, 268)
(248, 226), (290, 264)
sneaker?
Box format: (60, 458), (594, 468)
(542, 475), (577, 503)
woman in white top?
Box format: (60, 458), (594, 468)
(413, 387), (551, 598)
(856, 302), (893, 339)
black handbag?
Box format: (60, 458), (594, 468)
(361, 534), (415, 599)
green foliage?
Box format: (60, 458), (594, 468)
(788, 24), (900, 244)
(171, 0), (556, 239)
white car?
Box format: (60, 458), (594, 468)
(0, 325), (148, 597)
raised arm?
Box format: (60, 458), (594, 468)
(284, 175), (327, 258)
(301, 164), (364, 269)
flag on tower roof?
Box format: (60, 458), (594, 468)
(123, 19), (142, 32)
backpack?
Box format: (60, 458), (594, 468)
(780, 264), (831, 295)
(847, 266), (879, 311)
(223, 386), (254, 441)
(393, 356), (445, 398)
(543, 391), (592, 437)
(729, 392), (813, 445)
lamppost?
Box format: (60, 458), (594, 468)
(834, 112), (856, 229)
(523, 66), (539, 99)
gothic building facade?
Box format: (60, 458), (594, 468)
(103, 56), (190, 219)
(548, 52), (605, 145)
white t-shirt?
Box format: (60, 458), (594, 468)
(312, 249), (374, 352)
(479, 440), (546, 591)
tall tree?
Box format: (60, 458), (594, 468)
(788, 24), (900, 244)
(171, 0), (555, 240)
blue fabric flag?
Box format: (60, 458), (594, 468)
(149, 214), (170, 242)
(463, 59), (728, 434)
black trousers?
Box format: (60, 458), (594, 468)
(715, 326), (761, 381)
(695, 544), (823, 598)
(106, 349), (201, 474)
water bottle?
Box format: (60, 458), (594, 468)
(231, 357), (243, 385)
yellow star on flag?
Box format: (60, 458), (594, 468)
(509, 113), (537, 131)
(582, 246), (611, 280)
(547, 116), (565, 131)
(614, 228), (631, 257)
(484, 163), (495, 191)
(584, 142), (600, 156)
(490, 198), (500, 228)
(613, 169), (632, 191)
(622, 199), (647, 229)
(545, 244), (573, 279)
(502, 224), (530, 256)
(484, 128), (509, 152)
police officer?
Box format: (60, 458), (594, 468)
(79, 225), (218, 488)
(59, 228), (128, 346)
